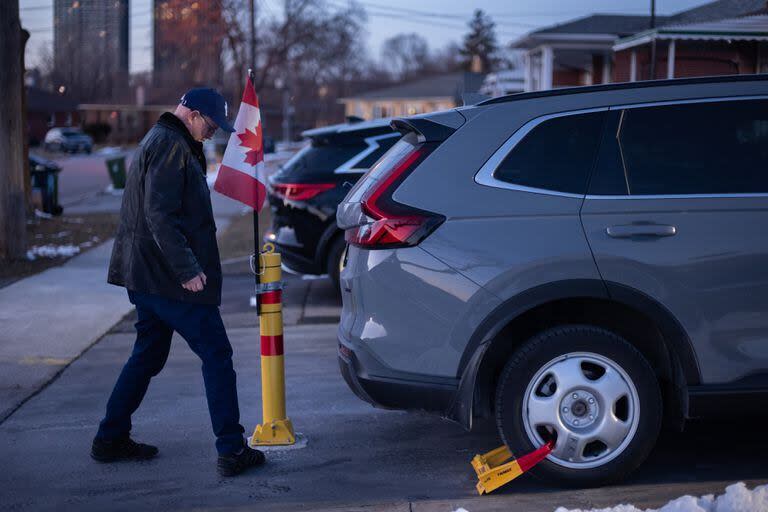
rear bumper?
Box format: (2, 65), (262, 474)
(337, 330), (457, 413)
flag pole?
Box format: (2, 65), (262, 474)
(248, 68), (261, 315)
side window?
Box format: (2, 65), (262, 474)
(495, 111), (606, 194)
(618, 99), (768, 195)
(353, 135), (400, 170)
(588, 110), (629, 196)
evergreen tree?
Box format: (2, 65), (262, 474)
(460, 9), (498, 72)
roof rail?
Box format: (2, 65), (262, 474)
(478, 74), (768, 106)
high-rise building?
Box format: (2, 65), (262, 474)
(53, 0), (129, 102)
(152, 0), (225, 102)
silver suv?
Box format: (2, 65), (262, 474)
(337, 75), (768, 486)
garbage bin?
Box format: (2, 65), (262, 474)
(106, 154), (127, 190)
(30, 157), (63, 216)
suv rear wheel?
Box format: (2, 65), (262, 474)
(494, 325), (661, 487)
(327, 235), (347, 293)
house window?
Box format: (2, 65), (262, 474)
(759, 43), (768, 73)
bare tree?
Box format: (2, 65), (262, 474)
(381, 33), (430, 81)
(222, 0), (368, 92)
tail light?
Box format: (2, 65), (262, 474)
(271, 182), (335, 201)
(345, 143), (444, 249)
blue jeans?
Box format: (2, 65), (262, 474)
(96, 290), (245, 455)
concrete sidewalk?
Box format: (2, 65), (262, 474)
(0, 240), (133, 421)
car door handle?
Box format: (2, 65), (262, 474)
(606, 224), (677, 238)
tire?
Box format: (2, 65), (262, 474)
(326, 235), (347, 293)
(494, 325), (661, 487)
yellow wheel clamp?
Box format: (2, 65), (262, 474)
(471, 442), (553, 495)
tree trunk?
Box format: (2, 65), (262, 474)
(0, 1), (28, 260)
(21, 29), (32, 215)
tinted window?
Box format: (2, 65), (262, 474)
(277, 141), (366, 178)
(345, 136), (417, 203)
(353, 135), (400, 169)
(495, 111), (606, 194)
(619, 100), (768, 195)
(588, 110), (629, 196)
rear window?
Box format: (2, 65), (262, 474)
(277, 141), (366, 179)
(352, 134), (400, 170)
(345, 135), (418, 203)
(495, 111), (606, 195)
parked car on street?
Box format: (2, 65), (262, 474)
(337, 74), (768, 487)
(44, 127), (93, 154)
(266, 118), (400, 289)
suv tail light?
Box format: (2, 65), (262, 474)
(345, 143), (444, 249)
(271, 182), (335, 201)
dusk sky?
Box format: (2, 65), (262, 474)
(21, 0), (709, 73)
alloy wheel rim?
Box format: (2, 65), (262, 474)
(521, 351), (640, 469)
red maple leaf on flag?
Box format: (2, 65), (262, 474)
(237, 127), (263, 166)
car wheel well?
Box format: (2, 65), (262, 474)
(474, 298), (684, 428)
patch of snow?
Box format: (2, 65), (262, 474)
(96, 146), (122, 156)
(552, 482), (768, 512)
(105, 184), (124, 196)
(301, 274), (327, 281)
(26, 244), (81, 260)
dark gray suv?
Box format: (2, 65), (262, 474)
(337, 75), (768, 486)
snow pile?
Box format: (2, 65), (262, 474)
(553, 482), (768, 512)
(26, 244), (81, 260)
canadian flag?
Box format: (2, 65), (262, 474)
(213, 77), (267, 211)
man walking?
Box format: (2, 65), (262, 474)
(92, 88), (265, 477)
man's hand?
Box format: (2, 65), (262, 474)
(182, 272), (207, 292)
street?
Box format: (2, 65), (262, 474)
(1, 268), (767, 512)
(49, 150), (133, 207)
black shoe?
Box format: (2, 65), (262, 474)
(91, 437), (158, 462)
(217, 446), (266, 477)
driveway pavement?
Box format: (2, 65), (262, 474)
(1, 272), (766, 512)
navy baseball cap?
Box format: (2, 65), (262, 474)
(180, 87), (235, 133)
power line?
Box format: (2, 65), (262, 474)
(339, 0), (649, 21)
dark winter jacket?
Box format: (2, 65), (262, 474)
(107, 112), (222, 305)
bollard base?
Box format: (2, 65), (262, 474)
(249, 418), (296, 446)
(248, 433), (308, 452)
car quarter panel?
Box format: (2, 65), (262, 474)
(339, 244), (501, 378)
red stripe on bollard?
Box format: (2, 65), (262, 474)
(261, 334), (284, 356)
(260, 290), (282, 304)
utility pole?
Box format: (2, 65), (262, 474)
(0, 1), (27, 260)
(649, 0), (657, 80)
(282, 0), (292, 143)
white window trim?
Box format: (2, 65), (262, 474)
(334, 133), (401, 174)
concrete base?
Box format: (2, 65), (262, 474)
(248, 432), (309, 452)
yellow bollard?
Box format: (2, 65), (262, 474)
(249, 243), (296, 446)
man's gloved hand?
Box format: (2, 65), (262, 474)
(182, 272), (207, 292)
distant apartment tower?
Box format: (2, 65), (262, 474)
(153, 0), (225, 102)
(53, 0), (129, 102)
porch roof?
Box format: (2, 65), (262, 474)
(614, 14), (768, 51)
